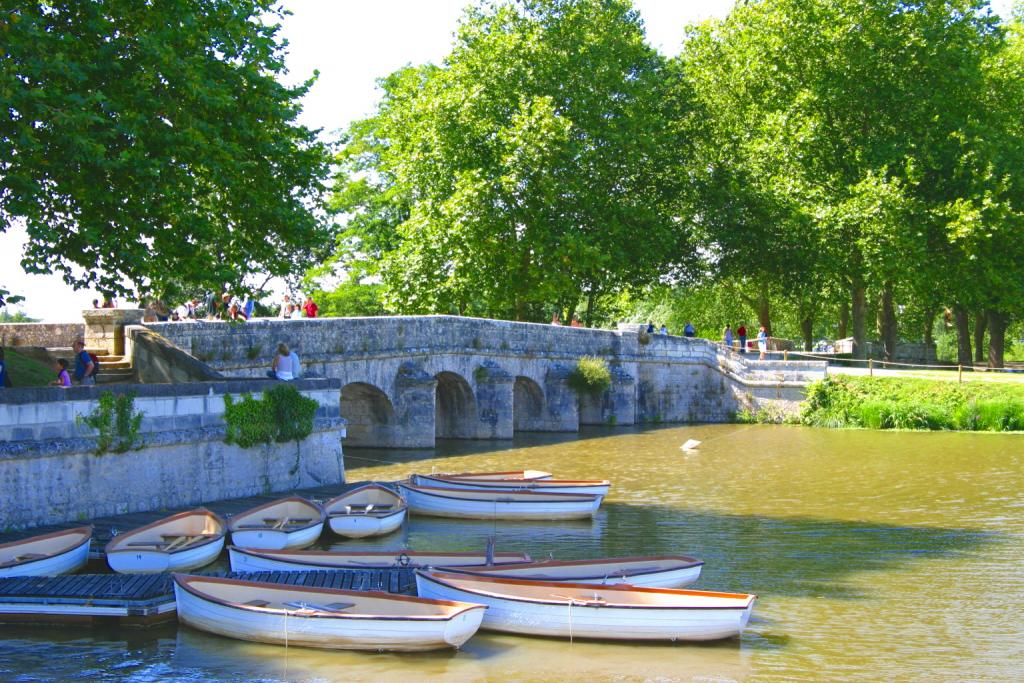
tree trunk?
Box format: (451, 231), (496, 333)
(923, 308), (936, 347)
(879, 283), (897, 363)
(986, 310), (1008, 369)
(800, 315), (814, 352)
(850, 279), (867, 360)
(756, 294), (771, 337)
(838, 300), (850, 339)
(953, 304), (972, 366)
(973, 312), (987, 363)
(584, 288), (596, 328)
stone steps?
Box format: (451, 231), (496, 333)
(95, 354), (135, 384)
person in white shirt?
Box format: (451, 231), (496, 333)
(268, 343), (294, 380)
(279, 294), (292, 319)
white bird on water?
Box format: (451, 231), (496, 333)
(681, 439), (701, 451)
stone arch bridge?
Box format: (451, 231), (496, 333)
(141, 316), (824, 448)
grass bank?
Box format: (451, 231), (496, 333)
(2, 347), (55, 387)
(801, 375), (1024, 432)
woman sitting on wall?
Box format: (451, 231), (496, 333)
(267, 343), (295, 381)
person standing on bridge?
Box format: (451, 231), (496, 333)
(757, 326), (768, 360)
(737, 322), (747, 353)
(724, 324), (733, 350)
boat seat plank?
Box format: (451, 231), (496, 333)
(283, 600), (355, 613)
(13, 553), (47, 562)
(244, 599), (270, 607)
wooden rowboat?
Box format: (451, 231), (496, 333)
(173, 574), (487, 651)
(437, 555), (704, 588)
(439, 470), (552, 481)
(324, 484), (407, 539)
(228, 546), (532, 573)
(415, 571), (757, 642)
(228, 496), (325, 550)
(0, 526), (92, 578)
(106, 509), (225, 574)
(412, 473), (611, 498)
(398, 484), (602, 520)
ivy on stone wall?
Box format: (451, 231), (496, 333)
(224, 384), (318, 448)
(567, 356), (612, 396)
(77, 391), (144, 455)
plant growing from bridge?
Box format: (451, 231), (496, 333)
(77, 391), (144, 455)
(568, 356), (612, 397)
(224, 384), (318, 448)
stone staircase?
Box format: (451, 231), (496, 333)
(91, 350), (135, 384)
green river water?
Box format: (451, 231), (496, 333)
(2, 424), (1022, 682)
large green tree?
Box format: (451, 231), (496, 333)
(0, 1), (331, 299)
(328, 0), (694, 322)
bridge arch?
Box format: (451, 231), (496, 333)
(513, 376), (545, 432)
(340, 382), (395, 448)
(435, 371), (478, 439)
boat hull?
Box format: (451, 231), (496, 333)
(415, 573), (754, 641)
(227, 547), (531, 573)
(230, 522), (324, 550)
(399, 485), (600, 520)
(328, 509), (406, 539)
(108, 537), (225, 574)
(443, 559), (703, 589)
(173, 582), (485, 651)
(413, 475), (610, 498)
(0, 536), (91, 578)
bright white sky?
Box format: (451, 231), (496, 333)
(1, 0), (1013, 321)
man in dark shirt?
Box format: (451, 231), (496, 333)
(737, 323), (747, 353)
(72, 340), (96, 385)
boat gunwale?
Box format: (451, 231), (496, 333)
(105, 509), (225, 554)
(0, 526), (92, 568)
(435, 470), (552, 480)
(324, 484), (407, 518)
(227, 496), (326, 533)
(421, 474), (610, 487)
(435, 554), (705, 580)
(173, 573), (488, 621)
(399, 484), (600, 503)
(228, 546), (532, 568)
(417, 571), (756, 609)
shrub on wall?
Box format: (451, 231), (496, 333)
(568, 356), (612, 396)
(77, 391), (144, 454)
(224, 384), (318, 448)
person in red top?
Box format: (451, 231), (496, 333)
(302, 295), (319, 318)
(737, 323), (747, 353)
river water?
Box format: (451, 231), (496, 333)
(2, 424), (1022, 682)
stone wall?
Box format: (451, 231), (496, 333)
(0, 378), (346, 528)
(0, 322), (83, 348)
(127, 326), (225, 384)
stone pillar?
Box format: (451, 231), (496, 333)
(390, 361), (438, 448)
(82, 308), (144, 356)
(544, 363), (581, 431)
(473, 360), (514, 439)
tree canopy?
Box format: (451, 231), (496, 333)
(0, 1), (331, 299)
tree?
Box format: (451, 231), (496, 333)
(0, 2), (332, 299)
(328, 0), (694, 322)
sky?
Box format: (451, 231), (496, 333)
(1, 0), (1014, 322)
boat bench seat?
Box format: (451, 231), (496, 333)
(283, 600), (356, 613)
(13, 553), (47, 562)
(245, 599), (271, 607)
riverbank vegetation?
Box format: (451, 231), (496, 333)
(801, 376), (1024, 432)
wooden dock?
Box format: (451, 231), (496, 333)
(0, 568), (416, 627)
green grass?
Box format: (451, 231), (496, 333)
(801, 375), (1024, 432)
(3, 347), (55, 387)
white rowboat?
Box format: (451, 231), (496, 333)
(106, 509), (225, 574)
(324, 484), (406, 539)
(399, 484), (601, 520)
(228, 496), (325, 550)
(173, 574), (487, 651)
(437, 555), (704, 588)
(228, 546), (532, 573)
(439, 470), (552, 481)
(415, 571), (756, 641)
(0, 527), (92, 578)
(412, 473), (611, 498)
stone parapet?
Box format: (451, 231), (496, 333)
(0, 322), (84, 348)
(83, 308), (144, 355)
